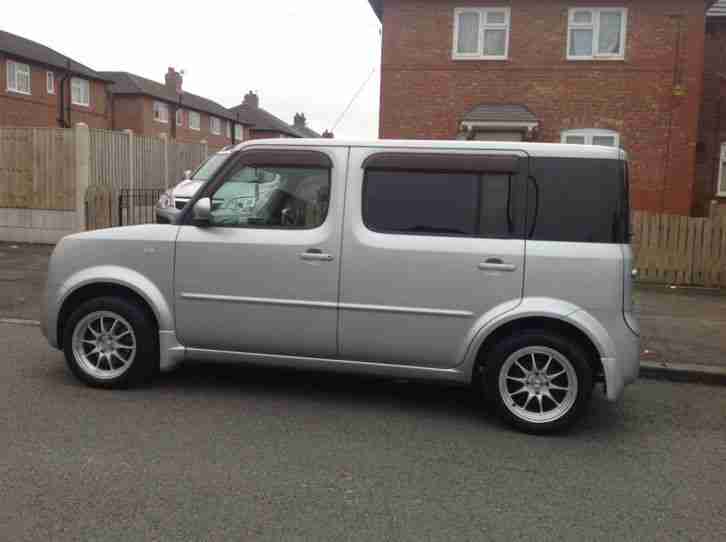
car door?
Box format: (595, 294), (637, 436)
(338, 147), (527, 369)
(174, 146), (346, 357)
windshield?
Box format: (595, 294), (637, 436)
(191, 153), (229, 182)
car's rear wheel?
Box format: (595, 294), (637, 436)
(63, 296), (158, 388)
(482, 331), (593, 434)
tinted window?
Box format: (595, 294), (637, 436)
(209, 166), (330, 229)
(363, 170), (517, 238)
(528, 157), (628, 243)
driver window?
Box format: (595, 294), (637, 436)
(209, 165), (330, 229)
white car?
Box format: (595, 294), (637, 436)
(155, 150), (231, 223)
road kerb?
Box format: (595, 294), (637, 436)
(0, 317), (40, 327)
(640, 360), (726, 386)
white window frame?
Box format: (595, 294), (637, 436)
(46, 71), (55, 95)
(189, 111), (201, 131)
(234, 124), (243, 141)
(717, 143), (726, 197)
(561, 128), (620, 147)
(452, 7), (510, 61)
(153, 100), (169, 123)
(567, 7), (627, 60)
(210, 116), (221, 135)
(176, 108), (183, 127)
(6, 60), (31, 95)
(71, 77), (90, 106)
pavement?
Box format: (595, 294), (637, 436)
(1, 241), (725, 383)
(1, 322), (725, 541)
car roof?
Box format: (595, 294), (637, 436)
(231, 138), (627, 160)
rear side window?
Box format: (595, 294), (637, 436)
(363, 170), (519, 238)
(528, 157), (628, 243)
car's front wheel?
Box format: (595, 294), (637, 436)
(482, 331), (594, 434)
(63, 296), (158, 388)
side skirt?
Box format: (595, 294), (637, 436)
(183, 347), (470, 383)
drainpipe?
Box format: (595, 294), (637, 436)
(660, 14), (685, 213)
(57, 58), (72, 128)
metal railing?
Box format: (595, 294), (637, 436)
(118, 188), (164, 226)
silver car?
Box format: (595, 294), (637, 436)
(42, 139), (639, 433)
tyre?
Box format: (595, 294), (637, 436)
(481, 330), (594, 434)
(62, 296), (159, 389)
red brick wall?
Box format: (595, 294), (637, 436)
(378, 0), (706, 215)
(0, 54), (110, 129)
(695, 18), (726, 215)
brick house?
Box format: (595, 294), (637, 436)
(369, 0), (725, 215)
(102, 68), (252, 150)
(0, 29), (111, 129)
(230, 91), (321, 139)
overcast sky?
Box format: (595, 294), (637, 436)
(2, 0), (382, 138)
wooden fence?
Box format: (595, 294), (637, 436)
(89, 128), (208, 190)
(0, 127), (76, 210)
(632, 211), (726, 287)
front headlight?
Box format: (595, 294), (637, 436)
(157, 189), (174, 209)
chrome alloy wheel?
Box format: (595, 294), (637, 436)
(71, 311), (137, 380)
(498, 346), (579, 424)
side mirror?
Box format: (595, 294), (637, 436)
(184, 169), (192, 180)
(192, 197), (211, 224)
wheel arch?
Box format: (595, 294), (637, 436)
(56, 267), (172, 349)
(471, 316), (604, 383)
(462, 298), (615, 384)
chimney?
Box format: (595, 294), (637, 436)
(243, 91), (259, 109)
(165, 67), (183, 95)
(294, 113), (306, 128)
(322, 130), (334, 139)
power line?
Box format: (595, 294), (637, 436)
(330, 67), (377, 133)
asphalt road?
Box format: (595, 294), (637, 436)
(1, 323), (725, 541)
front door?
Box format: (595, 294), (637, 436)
(174, 147), (345, 357)
(338, 147), (527, 369)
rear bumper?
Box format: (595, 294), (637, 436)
(601, 312), (640, 401)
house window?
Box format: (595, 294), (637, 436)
(226, 121), (232, 138)
(6, 60), (31, 94)
(71, 77), (90, 106)
(718, 143), (726, 197)
(176, 108), (183, 127)
(210, 116), (221, 135)
(46, 72), (55, 95)
(234, 124), (243, 141)
(453, 8), (510, 60)
(567, 8), (627, 60)
(189, 111), (201, 131)
(561, 129), (620, 147)
(153, 101), (169, 123)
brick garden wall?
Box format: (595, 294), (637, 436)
(378, 0), (706, 215)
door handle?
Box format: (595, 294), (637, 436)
(299, 248), (334, 262)
(478, 258), (517, 272)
